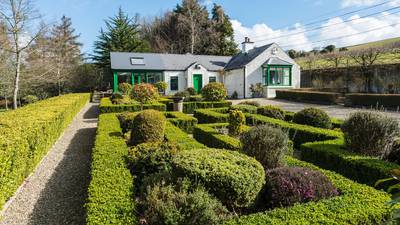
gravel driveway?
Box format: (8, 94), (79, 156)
(0, 103), (98, 225)
(230, 98), (400, 120)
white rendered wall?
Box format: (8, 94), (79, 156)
(164, 71), (186, 95)
(224, 68), (244, 98)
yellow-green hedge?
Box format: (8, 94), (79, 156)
(0, 93), (89, 208)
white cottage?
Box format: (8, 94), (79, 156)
(110, 38), (300, 98)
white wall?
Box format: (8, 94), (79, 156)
(164, 71), (186, 95)
(224, 68), (244, 98)
(186, 64), (221, 89)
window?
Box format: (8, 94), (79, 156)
(209, 77), (217, 83)
(130, 57), (145, 65)
(146, 72), (163, 84)
(170, 77), (179, 91)
(264, 66), (291, 86)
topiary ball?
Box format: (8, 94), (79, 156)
(240, 125), (289, 169)
(201, 83), (228, 102)
(342, 111), (400, 157)
(259, 167), (339, 209)
(257, 105), (285, 120)
(131, 109), (166, 145)
(228, 109), (246, 136)
(293, 107), (332, 129)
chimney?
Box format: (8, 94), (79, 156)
(241, 37), (254, 54)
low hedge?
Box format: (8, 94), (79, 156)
(182, 101), (232, 114)
(193, 123), (247, 150)
(0, 94), (89, 209)
(345, 93), (400, 109)
(230, 104), (258, 114)
(164, 112), (198, 133)
(300, 138), (400, 188)
(99, 97), (166, 113)
(194, 108), (229, 124)
(245, 114), (342, 147)
(164, 122), (205, 150)
(276, 89), (341, 105)
(172, 148), (265, 208)
(224, 156), (392, 225)
(86, 113), (135, 225)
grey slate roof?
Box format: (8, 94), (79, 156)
(224, 43), (274, 70)
(110, 52), (231, 71)
(264, 57), (293, 66)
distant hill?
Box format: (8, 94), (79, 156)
(346, 37), (400, 51)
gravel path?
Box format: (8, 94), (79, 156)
(230, 98), (400, 120)
(0, 103), (98, 225)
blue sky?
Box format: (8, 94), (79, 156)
(36, 0), (400, 54)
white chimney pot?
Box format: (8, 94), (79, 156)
(242, 37), (255, 54)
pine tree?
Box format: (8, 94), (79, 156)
(211, 4), (238, 56)
(92, 8), (150, 68)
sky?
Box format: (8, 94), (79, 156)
(35, 0), (400, 55)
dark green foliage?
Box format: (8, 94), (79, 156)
(240, 125), (289, 169)
(386, 138), (400, 164)
(341, 111), (400, 157)
(118, 83), (132, 95)
(230, 104), (257, 114)
(276, 90), (340, 105)
(131, 110), (166, 145)
(186, 87), (196, 96)
(92, 8), (149, 68)
(128, 142), (179, 180)
(86, 113), (136, 225)
(139, 179), (230, 225)
(194, 123), (243, 150)
(257, 105), (285, 120)
(210, 4), (238, 55)
(174, 90), (191, 98)
(260, 167), (339, 209)
(201, 83), (228, 101)
(194, 108), (229, 124)
(293, 108), (332, 129)
(300, 138), (400, 188)
(99, 97), (166, 113)
(0, 94), (89, 210)
(116, 112), (137, 133)
(238, 101), (260, 107)
(345, 93), (400, 108)
(172, 148), (265, 208)
(228, 109), (245, 136)
(182, 101), (232, 114)
(164, 112), (198, 133)
(22, 95), (39, 104)
(223, 157), (392, 225)
(164, 122), (205, 150)
(231, 91), (238, 99)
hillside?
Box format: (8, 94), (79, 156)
(347, 37), (400, 51)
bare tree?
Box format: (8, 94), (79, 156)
(348, 47), (385, 93)
(0, 0), (43, 109)
(324, 51), (344, 72)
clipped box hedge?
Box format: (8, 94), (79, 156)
(224, 156), (392, 225)
(182, 101), (232, 114)
(164, 112), (198, 133)
(194, 108), (229, 124)
(99, 97), (166, 113)
(0, 93), (89, 209)
(172, 148), (265, 208)
(164, 121), (205, 150)
(276, 89), (341, 105)
(345, 93), (400, 108)
(86, 113), (135, 225)
(300, 138), (400, 188)
(230, 104), (258, 114)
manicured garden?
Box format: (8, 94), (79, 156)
(87, 82), (400, 224)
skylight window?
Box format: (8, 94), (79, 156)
(130, 57), (145, 65)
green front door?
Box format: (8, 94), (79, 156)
(193, 74), (203, 93)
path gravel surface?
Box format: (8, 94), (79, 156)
(0, 103), (98, 225)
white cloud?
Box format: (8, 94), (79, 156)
(231, 11), (400, 51)
(341, 0), (400, 7)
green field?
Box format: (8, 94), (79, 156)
(296, 37), (400, 70)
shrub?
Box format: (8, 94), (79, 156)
(238, 101), (260, 107)
(164, 112), (198, 133)
(276, 90), (340, 105)
(386, 138), (400, 164)
(341, 112), (400, 157)
(240, 125), (289, 169)
(131, 110), (166, 145)
(230, 104), (257, 114)
(174, 90), (191, 99)
(22, 95), (39, 104)
(231, 91), (238, 99)
(293, 107), (332, 129)
(186, 87), (196, 96)
(345, 93), (400, 108)
(128, 142), (179, 181)
(117, 112), (137, 133)
(259, 167), (339, 209)
(131, 83), (159, 105)
(118, 82), (132, 95)
(139, 179), (230, 225)
(110, 92), (124, 104)
(250, 83), (264, 98)
(99, 98), (166, 114)
(201, 82), (227, 101)
(173, 148), (265, 208)
(228, 109), (245, 136)
(257, 105), (285, 120)
(154, 81), (168, 94)
(182, 101), (232, 114)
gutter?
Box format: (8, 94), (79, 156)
(243, 66), (246, 99)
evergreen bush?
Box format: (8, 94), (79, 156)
(201, 83), (227, 101)
(293, 107), (332, 129)
(131, 110), (166, 145)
